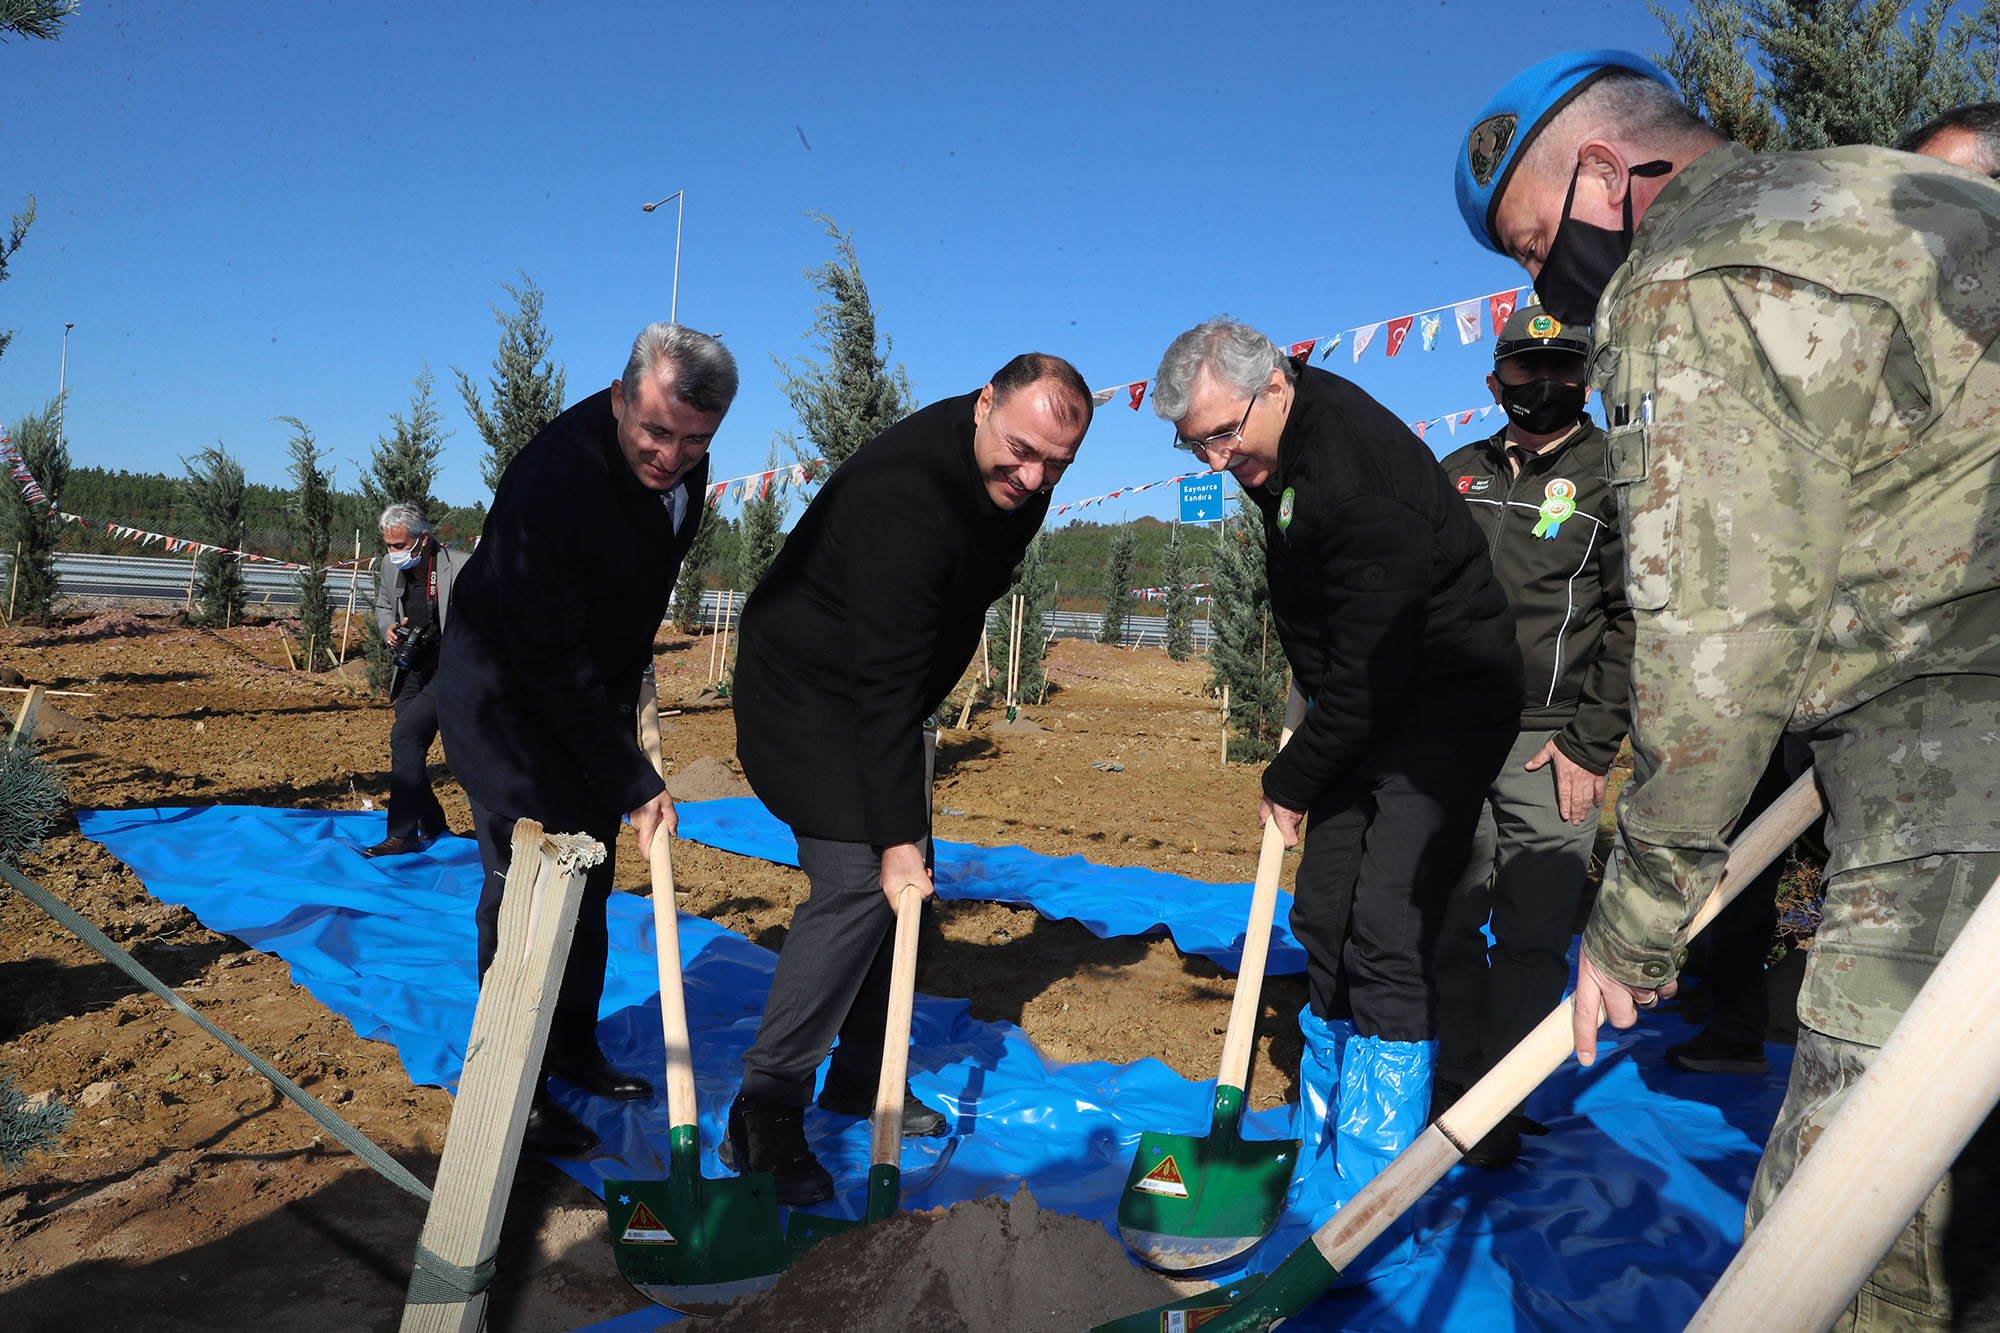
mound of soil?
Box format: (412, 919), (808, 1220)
(666, 755), (753, 802)
(26, 702), (94, 740)
(707, 1186), (1174, 1333)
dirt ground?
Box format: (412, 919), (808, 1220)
(0, 611), (1379, 1331)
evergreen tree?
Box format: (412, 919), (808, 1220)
(1, 396), (66, 619)
(990, 532), (1053, 705)
(1, 1), (77, 42)
(183, 444), (247, 627)
(282, 416), (335, 671)
(1099, 525), (1137, 645)
(1163, 524), (1194, 661)
(360, 364), (449, 530)
(775, 213), (914, 481)
(0, 714), (65, 867)
(1210, 495), (1287, 761)
(735, 441), (790, 594)
(0, 197), (31, 371)
(454, 271), (566, 494)
(1651, 0), (2000, 150)
(671, 500), (724, 632)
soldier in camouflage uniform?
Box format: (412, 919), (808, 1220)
(1456, 51), (2000, 1328)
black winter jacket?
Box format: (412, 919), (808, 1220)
(1437, 422), (1633, 774)
(732, 390), (1047, 847)
(436, 387), (708, 823)
(1252, 361), (1522, 813)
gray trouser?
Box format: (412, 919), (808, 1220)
(739, 727), (935, 1107)
(1432, 727), (1599, 1085)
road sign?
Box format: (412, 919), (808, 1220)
(1179, 474), (1225, 523)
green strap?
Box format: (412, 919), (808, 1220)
(406, 1241), (497, 1304)
(0, 861), (434, 1204)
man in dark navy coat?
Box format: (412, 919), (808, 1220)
(724, 353), (1091, 1204)
(437, 323), (734, 1157)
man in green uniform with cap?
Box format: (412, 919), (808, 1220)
(1432, 304), (1631, 1170)
(1456, 50), (2000, 1326)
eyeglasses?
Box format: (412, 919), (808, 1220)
(1172, 386), (1261, 457)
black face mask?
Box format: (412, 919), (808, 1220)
(1533, 158), (1671, 325)
(1497, 375), (1588, 435)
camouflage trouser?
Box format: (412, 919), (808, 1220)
(1748, 852), (2000, 1330)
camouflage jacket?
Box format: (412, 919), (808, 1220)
(1585, 141), (2000, 995)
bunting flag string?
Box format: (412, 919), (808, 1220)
(1047, 471), (1203, 520)
(1088, 285), (1531, 412)
(1406, 402), (1502, 441)
(704, 459), (819, 509)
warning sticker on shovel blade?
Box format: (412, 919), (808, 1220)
(1132, 1154), (1189, 1198)
(1163, 1305), (1228, 1331)
(620, 1201), (677, 1244)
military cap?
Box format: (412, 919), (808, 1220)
(1455, 49), (1676, 254)
(1495, 303), (1592, 361)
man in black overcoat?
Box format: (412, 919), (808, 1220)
(436, 323), (734, 1157)
(725, 353), (1092, 1204)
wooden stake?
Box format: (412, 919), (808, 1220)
(717, 591), (735, 682)
(4, 540), (19, 623)
(0, 686), (95, 698)
(340, 530), (361, 659)
(326, 647), (342, 672)
(9, 685), (45, 749)
(185, 549), (198, 614)
(278, 632), (298, 671)
(1220, 683), (1230, 767)
(706, 591), (721, 682)
(305, 634), (316, 673)
(400, 823), (602, 1333)
(979, 629), (992, 688)
(1685, 870), (2000, 1333)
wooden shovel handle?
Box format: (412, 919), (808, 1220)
(1687, 869), (2000, 1332)
(1311, 769), (1827, 1273)
(1216, 681), (1309, 1094)
(649, 830), (700, 1133)
(871, 881), (926, 1167)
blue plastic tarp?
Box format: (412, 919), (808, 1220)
(75, 802), (1788, 1332)
(677, 796), (1306, 974)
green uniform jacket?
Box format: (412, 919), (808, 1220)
(1587, 141), (2000, 1038)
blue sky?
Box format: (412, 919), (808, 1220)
(5, 1), (1670, 532)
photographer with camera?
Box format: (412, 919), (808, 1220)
(365, 502), (466, 858)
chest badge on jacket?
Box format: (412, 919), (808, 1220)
(1531, 478), (1576, 539)
(1456, 475), (1491, 495)
(1278, 487), (1297, 530)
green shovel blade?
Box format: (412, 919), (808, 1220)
(1090, 1240), (1342, 1332)
(604, 1131), (791, 1313)
(1117, 1087), (1301, 1272)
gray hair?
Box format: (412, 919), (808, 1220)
(622, 323), (740, 415)
(378, 502), (430, 537)
(1151, 318), (1293, 423)
(1519, 70), (1717, 187)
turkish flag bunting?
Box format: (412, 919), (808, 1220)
(1128, 382), (1146, 411)
(1489, 289), (1519, 335)
(1384, 316), (1415, 357)
(1288, 339), (1317, 359)
(1410, 418), (1428, 439)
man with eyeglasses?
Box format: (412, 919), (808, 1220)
(1151, 318), (1520, 1261)
(1429, 306), (1632, 1169)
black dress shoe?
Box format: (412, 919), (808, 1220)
(546, 1051), (654, 1102)
(362, 835), (420, 858)
(522, 1093), (600, 1158)
(816, 1086), (949, 1138)
(721, 1094), (834, 1207)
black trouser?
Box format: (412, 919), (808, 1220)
(1289, 725), (1515, 1041)
(739, 835), (931, 1107)
(386, 670), (449, 840)
(466, 792), (620, 1065)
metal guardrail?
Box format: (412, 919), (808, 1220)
(43, 553), (1216, 649)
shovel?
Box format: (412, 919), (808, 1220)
(1094, 769), (1827, 1332)
(604, 829), (793, 1311)
(1117, 684), (1308, 1272)
(785, 876), (930, 1253)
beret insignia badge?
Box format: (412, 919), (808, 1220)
(1467, 114), (1516, 186)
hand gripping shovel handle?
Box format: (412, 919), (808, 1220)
(649, 830), (699, 1136)
(1148, 771), (1833, 1331)
(1215, 682), (1309, 1097)
(1302, 769), (1828, 1281)
(867, 880), (926, 1221)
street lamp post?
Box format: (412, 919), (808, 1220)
(640, 190), (685, 324)
(57, 321), (73, 448)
